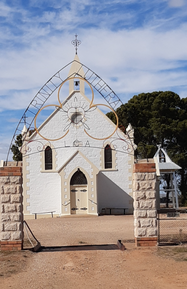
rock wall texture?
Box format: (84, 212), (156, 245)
(133, 161), (158, 246)
(0, 166), (23, 251)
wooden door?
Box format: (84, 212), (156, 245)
(70, 185), (88, 214)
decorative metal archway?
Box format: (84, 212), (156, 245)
(6, 59), (124, 161)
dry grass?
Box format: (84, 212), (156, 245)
(156, 245), (187, 262)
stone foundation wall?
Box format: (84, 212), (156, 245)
(133, 160), (158, 246)
(0, 166), (23, 251)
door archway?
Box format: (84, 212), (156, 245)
(70, 169), (88, 215)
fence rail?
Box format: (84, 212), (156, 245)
(157, 209), (187, 245)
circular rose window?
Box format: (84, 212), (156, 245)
(71, 112), (83, 124)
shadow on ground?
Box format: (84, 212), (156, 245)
(38, 244), (119, 252)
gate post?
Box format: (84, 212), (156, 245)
(133, 160), (158, 246)
(0, 164), (23, 251)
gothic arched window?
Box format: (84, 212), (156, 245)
(45, 146), (52, 170)
(104, 144), (112, 169)
(70, 169), (87, 185)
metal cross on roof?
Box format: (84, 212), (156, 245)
(71, 34), (81, 54)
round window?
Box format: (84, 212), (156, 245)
(71, 112), (83, 124)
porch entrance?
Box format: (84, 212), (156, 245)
(70, 169), (88, 215)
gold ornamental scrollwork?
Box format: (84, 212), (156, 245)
(57, 77), (95, 106)
(34, 104), (69, 141)
(34, 76), (119, 142)
(84, 103), (118, 140)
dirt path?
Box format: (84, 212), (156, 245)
(24, 215), (134, 246)
(1, 216), (187, 289)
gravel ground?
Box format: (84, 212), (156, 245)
(24, 215), (134, 247)
(1, 215), (187, 289)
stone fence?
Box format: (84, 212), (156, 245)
(0, 160), (159, 250)
(0, 165), (23, 251)
(133, 160), (158, 246)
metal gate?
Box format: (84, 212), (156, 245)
(157, 209), (187, 245)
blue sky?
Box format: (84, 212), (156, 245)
(1, 0), (187, 160)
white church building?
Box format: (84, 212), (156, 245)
(22, 54), (135, 219)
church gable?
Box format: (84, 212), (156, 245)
(31, 90), (120, 145)
(26, 88), (132, 174)
(58, 150), (99, 180)
(22, 50), (134, 218)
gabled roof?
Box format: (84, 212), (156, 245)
(68, 54), (85, 78)
(154, 146), (181, 176)
(26, 53), (133, 144)
(28, 90), (130, 143)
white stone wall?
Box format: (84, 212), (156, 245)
(23, 91), (134, 216)
(0, 175), (23, 242)
(64, 153), (93, 180)
(97, 171), (133, 213)
(26, 152), (61, 215)
(133, 172), (157, 238)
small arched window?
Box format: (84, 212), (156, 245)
(104, 144), (112, 169)
(70, 169), (87, 185)
(45, 146), (52, 170)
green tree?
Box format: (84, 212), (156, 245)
(107, 91), (187, 204)
(11, 134), (22, 161)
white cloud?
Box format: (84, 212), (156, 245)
(1, 24), (187, 110)
(0, 2), (12, 17)
(168, 0), (185, 7)
(0, 135), (13, 161)
(1, 0), (187, 160)
(8, 118), (21, 123)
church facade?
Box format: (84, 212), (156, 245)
(22, 55), (135, 219)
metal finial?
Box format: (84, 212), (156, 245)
(71, 34), (81, 55)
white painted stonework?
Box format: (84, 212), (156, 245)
(63, 152), (93, 180)
(22, 56), (135, 218)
